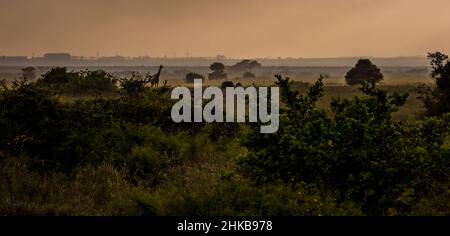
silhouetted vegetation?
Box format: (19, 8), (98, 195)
(119, 72), (150, 98)
(185, 72), (204, 83)
(345, 59), (383, 85)
(221, 81), (234, 88)
(0, 66), (448, 216)
(229, 59), (261, 72)
(38, 67), (117, 95)
(21, 67), (36, 81)
(419, 52), (450, 116)
(239, 74), (449, 215)
(208, 62), (227, 80)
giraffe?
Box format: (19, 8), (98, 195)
(150, 65), (164, 88)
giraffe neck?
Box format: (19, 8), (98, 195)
(155, 66), (162, 78)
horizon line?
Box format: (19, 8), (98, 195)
(0, 54), (428, 60)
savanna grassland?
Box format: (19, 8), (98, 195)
(0, 60), (449, 216)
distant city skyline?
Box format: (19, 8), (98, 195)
(0, 52), (428, 60)
(0, 52), (429, 67)
(1, 0), (449, 58)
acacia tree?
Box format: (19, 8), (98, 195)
(345, 59), (383, 85)
(208, 62), (227, 80)
(229, 60), (261, 72)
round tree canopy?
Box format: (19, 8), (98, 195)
(345, 59), (383, 85)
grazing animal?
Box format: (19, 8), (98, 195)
(150, 65), (164, 88)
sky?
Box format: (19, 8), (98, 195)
(0, 0), (449, 58)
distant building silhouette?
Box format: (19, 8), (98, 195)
(44, 53), (72, 61)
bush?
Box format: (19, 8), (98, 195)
(76, 69), (117, 92)
(185, 72), (204, 83)
(39, 67), (73, 84)
(0, 82), (183, 177)
(0, 82), (62, 159)
(119, 72), (150, 98)
(1, 68), (449, 216)
(239, 74), (450, 215)
(38, 67), (117, 95)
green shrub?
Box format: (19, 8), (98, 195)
(1, 68), (449, 216)
(239, 75), (450, 215)
(38, 67), (117, 95)
(118, 72), (150, 98)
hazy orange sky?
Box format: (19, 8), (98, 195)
(0, 0), (449, 58)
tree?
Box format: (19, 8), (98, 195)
(345, 59), (383, 85)
(22, 67), (36, 81)
(185, 72), (204, 83)
(208, 62), (227, 80)
(419, 52), (450, 116)
(229, 60), (261, 72)
(210, 62), (225, 73)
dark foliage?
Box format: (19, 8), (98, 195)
(119, 72), (150, 98)
(21, 67), (36, 81)
(38, 67), (117, 95)
(418, 52), (450, 116)
(208, 62), (227, 80)
(239, 74), (450, 215)
(229, 60), (261, 72)
(0, 68), (448, 216)
(221, 81), (234, 88)
(185, 72), (204, 83)
(345, 59), (384, 85)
